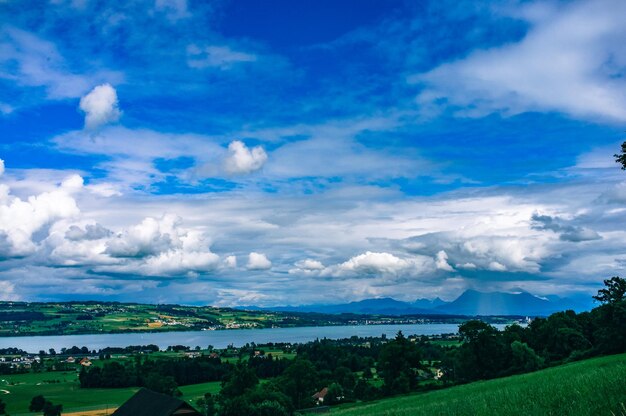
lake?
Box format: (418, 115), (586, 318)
(0, 323), (509, 353)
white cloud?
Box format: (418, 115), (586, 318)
(224, 140), (268, 175)
(187, 45), (257, 69)
(105, 214), (181, 258)
(103, 249), (220, 277)
(413, 0), (626, 121)
(61, 174), (84, 191)
(295, 259), (324, 270)
(0, 174), (81, 256)
(0, 159), (4, 176)
(435, 250), (454, 271)
(79, 84), (122, 129)
(247, 252), (272, 270)
(0, 27), (123, 99)
(488, 261), (507, 272)
(224, 255), (237, 268)
(322, 251), (436, 278)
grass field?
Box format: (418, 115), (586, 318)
(331, 353), (626, 416)
(0, 371), (221, 415)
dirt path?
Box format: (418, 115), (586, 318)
(63, 408), (118, 416)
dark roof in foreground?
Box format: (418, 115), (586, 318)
(112, 388), (201, 416)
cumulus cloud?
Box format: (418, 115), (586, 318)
(321, 251), (436, 278)
(224, 255), (237, 268)
(0, 174), (81, 257)
(435, 250), (454, 271)
(413, 0), (626, 121)
(79, 84), (122, 129)
(224, 140), (268, 175)
(101, 249), (219, 277)
(295, 259), (324, 270)
(49, 214), (221, 277)
(187, 45), (257, 69)
(0, 159), (4, 176)
(247, 252), (272, 270)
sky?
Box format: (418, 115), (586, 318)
(0, 0), (625, 306)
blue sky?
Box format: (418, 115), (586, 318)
(0, 0), (625, 305)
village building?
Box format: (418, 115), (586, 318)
(112, 388), (202, 416)
(312, 387), (328, 404)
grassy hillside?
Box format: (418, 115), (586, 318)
(332, 353), (626, 416)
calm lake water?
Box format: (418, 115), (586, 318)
(0, 323), (509, 353)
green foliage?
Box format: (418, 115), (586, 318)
(279, 359), (318, 409)
(144, 374), (181, 397)
(332, 353), (626, 416)
(196, 393), (217, 416)
(29, 395), (46, 412)
(593, 276), (626, 304)
(615, 142), (626, 170)
(510, 341), (543, 373)
(325, 383), (345, 405)
(42, 401), (62, 416)
(377, 331), (422, 394)
(251, 400), (289, 416)
(220, 363), (259, 399)
(0, 398), (6, 415)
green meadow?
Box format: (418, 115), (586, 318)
(331, 353), (626, 416)
(0, 371), (221, 415)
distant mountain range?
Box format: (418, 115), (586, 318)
(240, 290), (595, 317)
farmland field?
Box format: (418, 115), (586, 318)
(0, 371), (221, 415)
(331, 353), (626, 416)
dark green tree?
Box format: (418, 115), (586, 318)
(510, 341), (544, 373)
(324, 383), (345, 405)
(29, 395), (46, 412)
(279, 359), (318, 409)
(196, 393), (216, 416)
(377, 331), (422, 394)
(614, 141), (626, 169)
(593, 276), (626, 304)
(0, 397), (6, 415)
(144, 374), (181, 397)
(220, 363), (259, 399)
(42, 401), (62, 416)
(251, 400), (289, 416)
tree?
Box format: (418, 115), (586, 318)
(510, 341), (543, 373)
(614, 141), (626, 169)
(280, 359), (318, 409)
(220, 363), (259, 399)
(29, 395), (46, 412)
(144, 374), (181, 397)
(196, 393), (216, 416)
(43, 401), (62, 416)
(324, 383), (345, 405)
(593, 276), (626, 304)
(0, 398), (6, 415)
(377, 331), (422, 394)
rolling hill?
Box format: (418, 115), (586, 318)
(331, 353), (626, 416)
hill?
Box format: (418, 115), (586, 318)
(331, 353), (626, 416)
(248, 290), (593, 316)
